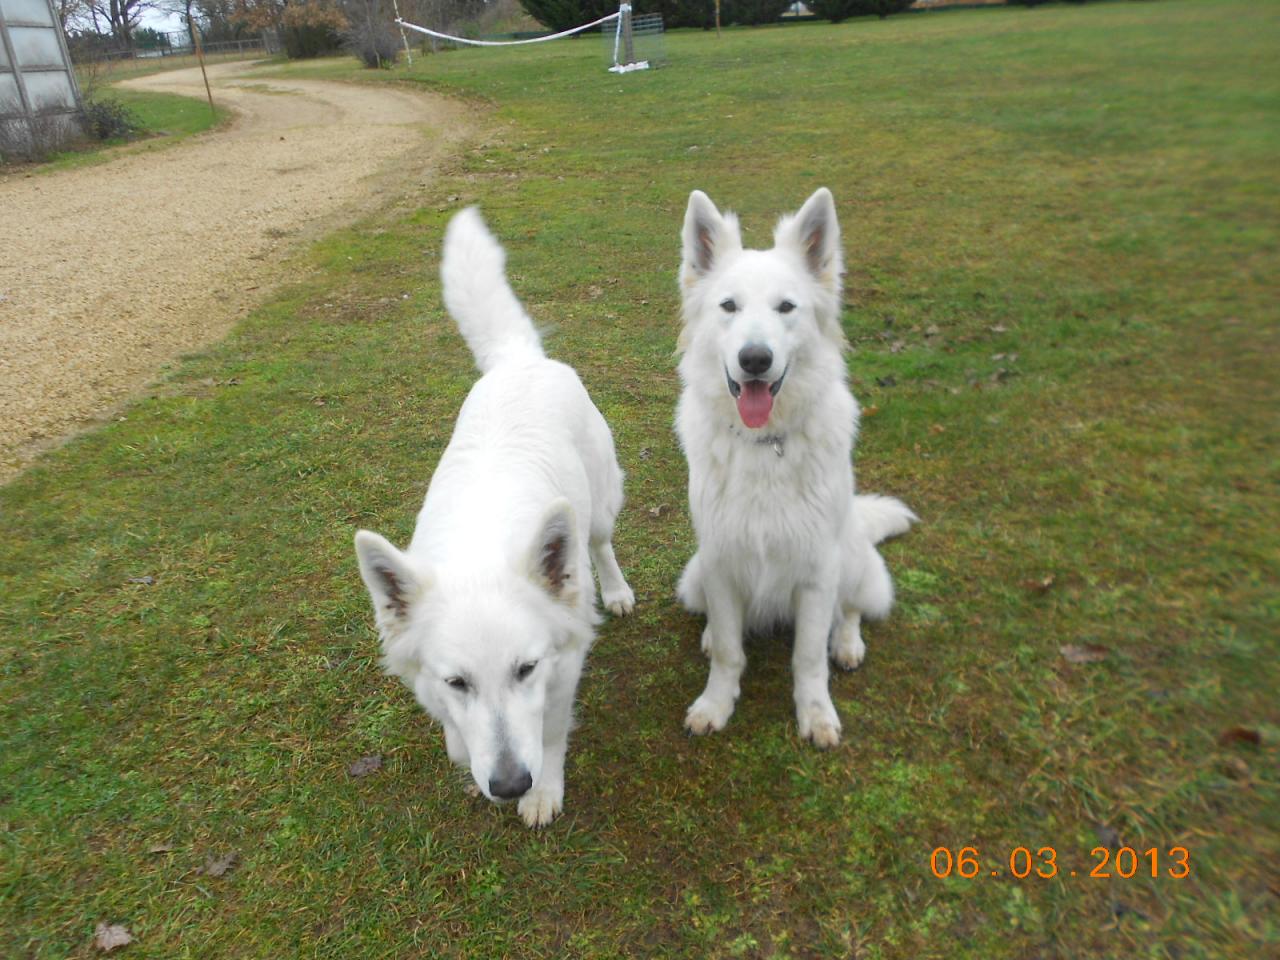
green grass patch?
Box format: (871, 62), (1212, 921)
(23, 88), (226, 174)
(3, 2), (1278, 957)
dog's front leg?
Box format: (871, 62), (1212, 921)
(518, 652), (583, 828)
(685, 572), (745, 736)
(590, 538), (635, 616)
(793, 582), (842, 748)
(443, 720), (469, 767)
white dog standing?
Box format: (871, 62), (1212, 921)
(675, 188), (916, 748)
(354, 208), (634, 827)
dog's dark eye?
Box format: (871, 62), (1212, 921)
(516, 661), (538, 682)
(720, 298), (738, 314)
(777, 300), (796, 314)
(445, 676), (469, 692)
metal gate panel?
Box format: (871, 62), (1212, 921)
(0, 0), (84, 160)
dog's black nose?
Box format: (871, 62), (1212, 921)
(489, 768), (533, 800)
(738, 344), (773, 377)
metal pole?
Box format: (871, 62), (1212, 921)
(621, 2), (634, 66)
(392, 0), (413, 67)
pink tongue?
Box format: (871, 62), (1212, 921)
(737, 380), (774, 429)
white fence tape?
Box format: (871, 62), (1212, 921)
(395, 12), (621, 48)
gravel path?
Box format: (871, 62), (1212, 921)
(0, 61), (470, 481)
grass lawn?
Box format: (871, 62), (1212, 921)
(2, 1), (1277, 956)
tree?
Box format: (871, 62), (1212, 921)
(55, 0), (91, 31)
(197, 0), (255, 40)
(81, 0), (152, 47)
(234, 0), (347, 57)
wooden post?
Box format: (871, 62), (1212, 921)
(188, 18), (216, 118)
(715, 0), (722, 37)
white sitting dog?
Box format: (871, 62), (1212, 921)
(354, 208), (634, 826)
(674, 188), (916, 748)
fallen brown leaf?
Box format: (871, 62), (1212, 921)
(147, 842), (174, 855)
(1060, 643), (1109, 664)
(202, 851), (238, 878)
(347, 754), (383, 778)
(94, 922), (133, 952)
(1217, 726), (1261, 747)
(1094, 823), (1122, 850)
(862, 405), (880, 418)
(1220, 755), (1251, 781)
(1023, 574), (1055, 593)
(929, 424), (945, 435)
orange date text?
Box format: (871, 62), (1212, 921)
(929, 846), (1190, 880)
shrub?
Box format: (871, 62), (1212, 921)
(79, 98), (140, 141)
(518, 0), (615, 33)
(727, 0), (791, 26)
(518, 0), (789, 33)
(343, 0), (401, 68)
(809, 0), (914, 21)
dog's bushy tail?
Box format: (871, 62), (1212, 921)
(440, 207), (544, 374)
(855, 494), (918, 544)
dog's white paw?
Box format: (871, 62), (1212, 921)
(685, 693), (734, 736)
(797, 699), (842, 749)
(603, 584), (636, 617)
(831, 630), (866, 672)
(518, 782), (563, 828)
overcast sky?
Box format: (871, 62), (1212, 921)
(141, 8), (189, 34)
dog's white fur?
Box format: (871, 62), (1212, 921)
(675, 188), (916, 747)
(354, 207), (634, 827)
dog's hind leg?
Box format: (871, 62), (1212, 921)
(831, 610), (866, 672)
(586, 442), (635, 616)
(676, 551), (707, 615)
(832, 539), (894, 671)
(685, 571), (745, 736)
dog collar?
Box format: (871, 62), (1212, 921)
(759, 435), (785, 458)
(727, 423), (786, 457)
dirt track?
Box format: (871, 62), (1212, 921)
(0, 61), (471, 481)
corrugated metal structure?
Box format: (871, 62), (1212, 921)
(0, 0), (84, 160)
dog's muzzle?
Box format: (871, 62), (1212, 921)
(724, 364), (788, 399)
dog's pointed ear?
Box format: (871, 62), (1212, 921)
(525, 498), (578, 605)
(354, 530), (430, 628)
(682, 190), (741, 281)
(776, 187), (843, 290)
